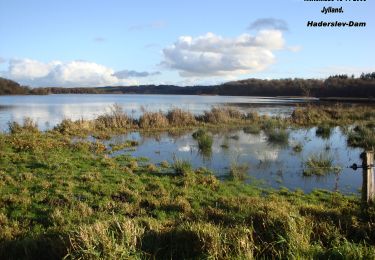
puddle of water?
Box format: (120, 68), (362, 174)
(103, 127), (363, 194)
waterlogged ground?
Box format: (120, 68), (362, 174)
(100, 126), (363, 194)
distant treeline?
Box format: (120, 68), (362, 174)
(0, 77), (30, 95)
(1, 73), (375, 98)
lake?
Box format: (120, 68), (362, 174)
(0, 94), (314, 131)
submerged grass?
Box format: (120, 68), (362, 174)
(266, 128), (289, 147)
(303, 153), (341, 176)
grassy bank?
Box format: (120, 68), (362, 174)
(1, 105), (375, 259)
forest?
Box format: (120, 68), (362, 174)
(1, 73), (375, 98)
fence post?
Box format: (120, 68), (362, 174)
(362, 151), (374, 203)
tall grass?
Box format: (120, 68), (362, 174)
(166, 108), (196, 127)
(200, 106), (243, 124)
(303, 153), (341, 176)
(172, 157), (192, 176)
(95, 104), (133, 129)
(266, 129), (289, 146)
(316, 125), (332, 139)
(228, 162), (249, 181)
(8, 117), (39, 134)
(138, 111), (169, 129)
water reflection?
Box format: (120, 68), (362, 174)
(106, 126), (363, 194)
(0, 94), (306, 131)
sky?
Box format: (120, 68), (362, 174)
(0, 0), (374, 87)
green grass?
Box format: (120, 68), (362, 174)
(228, 162), (249, 181)
(303, 153), (341, 176)
(316, 125), (332, 139)
(293, 143), (303, 153)
(348, 124), (375, 149)
(243, 125), (261, 135)
(266, 129), (289, 146)
(192, 129), (213, 156)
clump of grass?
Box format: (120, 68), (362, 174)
(160, 160), (169, 168)
(166, 108), (196, 127)
(139, 111), (169, 129)
(192, 129), (213, 156)
(228, 162), (249, 181)
(230, 135), (239, 140)
(66, 218), (144, 259)
(220, 143), (229, 149)
(291, 104), (375, 125)
(110, 140), (138, 152)
(54, 118), (93, 135)
(197, 134), (213, 153)
(172, 157), (192, 176)
(261, 118), (283, 131)
(348, 124), (375, 149)
(316, 125), (332, 139)
(246, 111), (260, 122)
(303, 153), (341, 176)
(192, 129), (206, 139)
(95, 104), (133, 130)
(8, 117), (39, 134)
(127, 160), (138, 170)
(201, 106), (243, 124)
(243, 125), (261, 135)
(266, 129), (289, 146)
(293, 143), (303, 153)
(146, 163), (158, 173)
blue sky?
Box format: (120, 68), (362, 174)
(0, 0), (374, 87)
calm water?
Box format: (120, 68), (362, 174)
(0, 94), (313, 131)
(104, 127), (362, 194)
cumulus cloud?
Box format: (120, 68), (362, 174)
(112, 70), (161, 79)
(248, 18), (289, 31)
(1, 59), (139, 87)
(0, 57), (6, 64)
(162, 30), (286, 77)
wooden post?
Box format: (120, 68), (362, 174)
(362, 151), (375, 203)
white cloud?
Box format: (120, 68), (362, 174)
(162, 30), (286, 77)
(2, 59), (139, 87)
